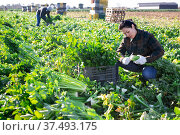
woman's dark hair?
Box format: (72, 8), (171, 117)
(118, 19), (137, 30)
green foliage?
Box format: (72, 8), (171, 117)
(0, 11), (179, 120)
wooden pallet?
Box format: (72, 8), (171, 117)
(105, 7), (126, 23)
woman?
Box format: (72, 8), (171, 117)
(116, 20), (164, 82)
(36, 6), (53, 26)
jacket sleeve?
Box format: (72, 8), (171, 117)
(146, 34), (164, 63)
(47, 11), (50, 18)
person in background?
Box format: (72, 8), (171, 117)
(116, 19), (164, 83)
(36, 6), (53, 26)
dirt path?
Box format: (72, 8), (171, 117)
(58, 11), (180, 21)
(125, 12), (180, 20)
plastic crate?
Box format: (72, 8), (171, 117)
(84, 65), (118, 84)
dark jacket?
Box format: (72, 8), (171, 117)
(117, 29), (164, 63)
(36, 7), (50, 18)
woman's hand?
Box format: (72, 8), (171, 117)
(133, 55), (147, 65)
(122, 57), (131, 65)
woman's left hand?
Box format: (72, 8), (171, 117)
(133, 55), (147, 65)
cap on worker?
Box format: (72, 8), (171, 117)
(47, 6), (53, 11)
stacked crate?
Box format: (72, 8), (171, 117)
(89, 0), (99, 19)
(22, 6), (27, 12)
(105, 8), (126, 23)
(89, 0), (108, 20)
(31, 5), (37, 12)
(79, 4), (83, 9)
(27, 6), (31, 12)
(57, 3), (66, 15)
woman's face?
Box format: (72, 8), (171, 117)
(121, 24), (137, 39)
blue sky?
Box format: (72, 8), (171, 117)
(1, 0), (180, 8)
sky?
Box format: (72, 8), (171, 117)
(0, 0), (180, 8)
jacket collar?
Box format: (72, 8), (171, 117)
(132, 29), (141, 42)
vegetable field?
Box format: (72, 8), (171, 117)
(0, 11), (180, 120)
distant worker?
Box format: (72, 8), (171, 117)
(36, 6), (53, 26)
(5, 6), (8, 11)
(116, 20), (164, 83)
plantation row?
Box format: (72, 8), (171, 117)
(0, 11), (179, 120)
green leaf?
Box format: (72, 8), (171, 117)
(58, 74), (87, 92)
(156, 93), (164, 106)
(174, 107), (180, 115)
(15, 114), (22, 120)
(132, 56), (140, 61)
(40, 91), (47, 99)
(55, 79), (58, 87)
(34, 111), (43, 119)
(21, 114), (33, 119)
(134, 95), (150, 108)
(27, 105), (34, 114)
(32, 99), (39, 104)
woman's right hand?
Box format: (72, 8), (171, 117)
(122, 57), (131, 65)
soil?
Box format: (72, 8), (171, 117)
(125, 12), (180, 20)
